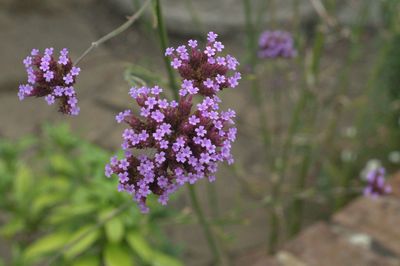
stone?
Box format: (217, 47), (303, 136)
(333, 196), (400, 257)
(283, 222), (398, 266)
(388, 172), (400, 198)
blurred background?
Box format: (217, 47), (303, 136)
(1, 0), (400, 265)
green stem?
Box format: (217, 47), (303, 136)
(251, 77), (271, 154)
(267, 207), (279, 254)
(288, 145), (312, 236)
(243, 0), (257, 67)
(188, 185), (221, 264)
(74, 0), (151, 66)
(207, 181), (219, 218)
(153, 0), (179, 99)
(278, 88), (311, 187)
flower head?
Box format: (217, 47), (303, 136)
(363, 167), (392, 198)
(106, 85), (237, 212)
(106, 32), (240, 213)
(258, 30), (297, 59)
(165, 32), (241, 96)
(18, 48), (80, 115)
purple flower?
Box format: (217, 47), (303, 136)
(119, 172), (129, 183)
(151, 110), (165, 123)
(155, 152), (166, 165)
(164, 32), (240, 96)
(207, 32), (218, 43)
(363, 167), (392, 198)
(171, 58), (182, 69)
(213, 41), (224, 52)
(204, 46), (216, 57)
(165, 47), (174, 56)
(105, 164), (113, 178)
(258, 30), (297, 59)
(188, 39), (198, 48)
(195, 126), (207, 137)
(106, 33), (240, 213)
(116, 110), (131, 123)
(189, 115), (200, 125)
(70, 66), (81, 76)
(45, 95), (55, 105)
(119, 158), (130, 170)
(18, 48), (80, 115)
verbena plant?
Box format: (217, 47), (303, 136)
(0, 124), (182, 266)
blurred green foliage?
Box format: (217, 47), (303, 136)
(0, 124), (182, 266)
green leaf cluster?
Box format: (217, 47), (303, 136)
(0, 124), (182, 266)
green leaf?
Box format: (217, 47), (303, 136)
(104, 244), (133, 266)
(105, 216), (124, 243)
(23, 231), (70, 260)
(127, 231), (182, 266)
(126, 232), (152, 262)
(71, 255), (100, 266)
(0, 218), (24, 238)
(14, 164), (32, 203)
(49, 154), (76, 174)
(44, 123), (77, 148)
(151, 251), (183, 266)
(64, 226), (100, 259)
(47, 203), (97, 225)
(31, 193), (65, 215)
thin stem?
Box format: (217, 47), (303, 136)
(207, 181), (220, 218)
(267, 207), (279, 254)
(308, 0), (337, 27)
(288, 145), (312, 236)
(277, 89), (311, 187)
(188, 185), (221, 264)
(153, 0), (179, 99)
(74, 0), (151, 66)
(251, 77), (271, 156)
(44, 202), (130, 266)
(243, 0), (257, 67)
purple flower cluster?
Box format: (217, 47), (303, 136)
(363, 167), (392, 198)
(258, 30), (297, 59)
(19, 48), (80, 115)
(165, 31), (241, 96)
(106, 32), (240, 213)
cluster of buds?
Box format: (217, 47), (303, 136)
(258, 30), (297, 59)
(363, 167), (392, 198)
(106, 32), (240, 212)
(18, 48), (80, 115)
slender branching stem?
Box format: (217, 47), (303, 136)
(188, 185), (221, 264)
(153, 0), (179, 99)
(74, 0), (151, 66)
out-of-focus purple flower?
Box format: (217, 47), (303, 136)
(258, 30), (297, 59)
(18, 48), (80, 115)
(165, 31), (241, 96)
(363, 167), (392, 198)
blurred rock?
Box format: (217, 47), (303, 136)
(283, 222), (398, 266)
(333, 196), (400, 257)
